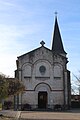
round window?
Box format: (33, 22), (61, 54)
(39, 65), (46, 75)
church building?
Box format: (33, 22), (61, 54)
(14, 16), (71, 110)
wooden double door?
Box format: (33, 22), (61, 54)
(38, 91), (47, 109)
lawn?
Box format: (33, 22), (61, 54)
(0, 116), (16, 120)
(0, 103), (2, 110)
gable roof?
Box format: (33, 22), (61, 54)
(17, 45), (51, 58)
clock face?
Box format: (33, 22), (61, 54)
(39, 65), (46, 75)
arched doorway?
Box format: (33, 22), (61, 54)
(35, 83), (51, 109)
(38, 91), (47, 108)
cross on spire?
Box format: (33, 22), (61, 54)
(54, 11), (58, 18)
(40, 40), (45, 46)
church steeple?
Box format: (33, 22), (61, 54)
(52, 16), (66, 54)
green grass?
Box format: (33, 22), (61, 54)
(0, 116), (16, 120)
(0, 103), (2, 110)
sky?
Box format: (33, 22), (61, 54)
(0, 0), (80, 83)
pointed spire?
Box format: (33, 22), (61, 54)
(52, 15), (66, 54)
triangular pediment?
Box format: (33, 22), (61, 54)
(18, 46), (51, 59)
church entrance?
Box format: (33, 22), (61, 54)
(38, 91), (47, 109)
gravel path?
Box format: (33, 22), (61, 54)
(0, 110), (21, 120)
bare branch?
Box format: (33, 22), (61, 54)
(73, 73), (80, 83)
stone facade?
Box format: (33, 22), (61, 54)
(14, 17), (71, 110)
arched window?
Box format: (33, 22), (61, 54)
(22, 64), (31, 77)
(54, 65), (61, 78)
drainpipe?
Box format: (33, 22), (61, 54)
(63, 70), (65, 110)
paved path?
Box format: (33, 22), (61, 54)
(20, 110), (80, 120)
(0, 109), (80, 120)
